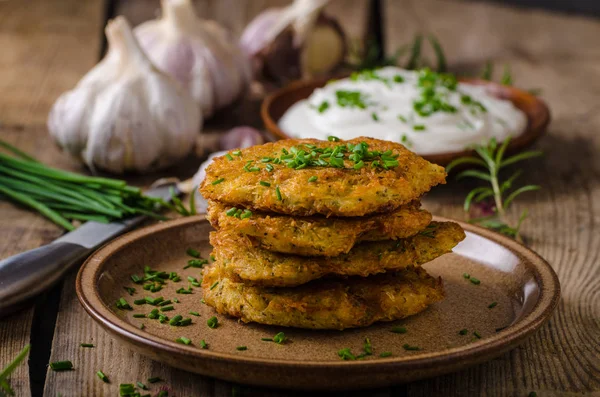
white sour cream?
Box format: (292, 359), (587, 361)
(278, 67), (527, 155)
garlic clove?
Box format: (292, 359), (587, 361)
(48, 16), (201, 174)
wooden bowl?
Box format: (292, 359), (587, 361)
(261, 77), (550, 166)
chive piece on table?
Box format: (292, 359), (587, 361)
(186, 248), (200, 258)
(134, 299), (146, 305)
(459, 329), (468, 335)
(273, 332), (286, 344)
(119, 384), (135, 395)
(176, 337), (191, 345)
(136, 381), (148, 390)
(473, 331), (482, 339)
(80, 343), (94, 348)
(200, 340), (208, 349)
(379, 352), (392, 358)
(133, 313), (146, 318)
(470, 277), (481, 285)
(236, 346), (247, 351)
(160, 306), (174, 312)
(116, 298), (132, 310)
(391, 326), (407, 334)
(50, 361), (73, 371)
(169, 315), (183, 326)
(207, 316), (219, 329)
(96, 370), (109, 383)
(488, 302), (498, 309)
(210, 281), (219, 290)
(147, 377), (162, 383)
(463, 273), (470, 279)
(189, 311), (200, 317)
(261, 338), (273, 342)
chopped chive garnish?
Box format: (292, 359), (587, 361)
(463, 273), (470, 279)
(363, 337), (373, 356)
(140, 324), (145, 330)
(176, 337), (191, 345)
(275, 186), (282, 201)
(134, 299), (146, 305)
(470, 277), (481, 285)
(337, 348), (356, 361)
(131, 274), (142, 284)
(459, 329), (468, 335)
(207, 316), (219, 328)
(379, 352), (392, 358)
(158, 391), (168, 397)
(265, 163), (274, 172)
(402, 344), (420, 351)
(96, 370), (109, 383)
(119, 384), (135, 395)
(133, 314), (146, 318)
(261, 338), (273, 342)
(226, 207), (237, 216)
(259, 181), (271, 187)
(398, 115), (407, 122)
(186, 248), (200, 258)
(240, 209), (252, 219)
(225, 153), (233, 161)
(236, 346), (247, 351)
(200, 339), (208, 349)
(528, 393), (537, 397)
(232, 150), (242, 156)
(488, 302), (498, 309)
(371, 112), (379, 121)
(160, 306), (174, 312)
(179, 318), (192, 326)
(200, 298), (206, 304)
(147, 377), (162, 383)
(136, 382), (148, 390)
(353, 160), (364, 170)
(50, 361), (73, 371)
(317, 101), (329, 113)
(308, 176), (317, 182)
(116, 298), (132, 310)
(473, 331), (482, 339)
(176, 287), (192, 294)
(211, 178), (225, 185)
(169, 315), (183, 325)
(158, 300), (172, 306)
(391, 326), (407, 334)
(413, 124), (426, 131)
(80, 343), (94, 348)
(328, 136), (340, 142)
(210, 281), (219, 290)
(158, 314), (169, 323)
(145, 297), (164, 305)
(210, 254), (216, 262)
(273, 332), (286, 344)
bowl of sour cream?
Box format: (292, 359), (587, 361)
(261, 67), (550, 165)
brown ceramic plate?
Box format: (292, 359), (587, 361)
(77, 216), (559, 391)
(261, 77), (550, 165)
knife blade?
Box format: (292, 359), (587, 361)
(0, 183), (180, 316)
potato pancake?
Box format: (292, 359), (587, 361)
(202, 265), (444, 330)
(206, 200), (432, 256)
(200, 137), (446, 217)
(210, 221), (465, 287)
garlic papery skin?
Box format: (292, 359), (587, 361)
(240, 0), (346, 82)
(47, 16), (201, 174)
(134, 0), (251, 118)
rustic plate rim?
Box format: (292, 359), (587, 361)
(260, 76), (551, 165)
(76, 216), (560, 370)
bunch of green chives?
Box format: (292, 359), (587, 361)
(0, 140), (167, 231)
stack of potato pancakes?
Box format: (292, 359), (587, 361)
(200, 137), (465, 330)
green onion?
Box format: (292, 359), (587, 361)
(123, 287), (135, 296)
(158, 299), (172, 306)
(210, 281), (219, 290)
(160, 306), (174, 312)
(0, 344), (31, 396)
(136, 381), (148, 390)
(133, 314), (146, 318)
(232, 150), (242, 156)
(186, 248), (200, 258)
(133, 299), (146, 305)
(273, 332), (286, 344)
(265, 163), (274, 172)
(207, 316), (219, 328)
(226, 207), (237, 216)
(379, 352), (392, 358)
(145, 297), (164, 306)
(470, 277), (481, 285)
(147, 377), (162, 383)
(225, 153), (233, 161)
(371, 112), (379, 121)
(459, 329), (468, 335)
(413, 124), (426, 131)
(473, 331), (482, 339)
(488, 302), (498, 309)
(259, 181), (271, 187)
(337, 348), (356, 361)
(463, 273), (470, 279)
(119, 383), (135, 395)
(131, 275), (143, 284)
(211, 178), (225, 185)
(169, 315), (183, 325)
(308, 176), (317, 182)
(50, 361), (73, 371)
(328, 136), (340, 142)
(391, 326), (407, 334)
(96, 370), (109, 383)
(200, 340), (208, 349)
(236, 346), (247, 351)
(116, 298), (132, 310)
(80, 343), (94, 348)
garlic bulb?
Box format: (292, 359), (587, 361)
(48, 17), (201, 174)
(134, 0), (251, 118)
(240, 0), (346, 82)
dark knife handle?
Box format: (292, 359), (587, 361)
(0, 242), (90, 314)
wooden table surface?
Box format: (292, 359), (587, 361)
(1, 1), (598, 396)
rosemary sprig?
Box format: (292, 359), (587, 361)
(446, 138), (542, 241)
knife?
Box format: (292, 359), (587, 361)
(0, 183), (180, 316)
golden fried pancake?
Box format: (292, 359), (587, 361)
(210, 221), (465, 287)
(206, 200), (432, 256)
(202, 265), (444, 330)
(200, 137), (446, 217)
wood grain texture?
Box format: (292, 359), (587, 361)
(0, 0), (104, 395)
(384, 0), (600, 395)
